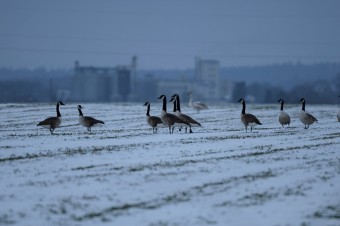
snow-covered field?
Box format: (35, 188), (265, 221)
(1, 102), (339, 226)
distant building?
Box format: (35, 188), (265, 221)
(194, 57), (220, 100)
(72, 57), (137, 102)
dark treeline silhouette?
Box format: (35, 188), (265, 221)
(0, 62), (339, 103)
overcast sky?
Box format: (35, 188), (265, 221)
(0, 0), (340, 69)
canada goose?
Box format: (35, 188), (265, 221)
(143, 102), (165, 133)
(188, 92), (208, 113)
(238, 98), (262, 132)
(37, 101), (65, 134)
(157, 95), (189, 134)
(278, 99), (291, 127)
(171, 94), (202, 133)
(337, 95), (340, 122)
(299, 98), (318, 129)
(77, 105), (104, 132)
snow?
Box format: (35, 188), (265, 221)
(0, 102), (340, 226)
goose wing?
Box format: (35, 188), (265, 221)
(243, 113), (262, 125)
(305, 112), (318, 122)
(148, 116), (164, 127)
(37, 116), (59, 126)
(83, 116), (105, 126)
(178, 113), (201, 126)
(193, 101), (208, 109)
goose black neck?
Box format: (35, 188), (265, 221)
(78, 108), (83, 116)
(280, 101), (284, 111)
(302, 101), (305, 111)
(146, 104), (150, 116)
(172, 100), (176, 112)
(176, 96), (181, 112)
(162, 96), (167, 112)
(56, 104), (62, 117)
(241, 101), (246, 114)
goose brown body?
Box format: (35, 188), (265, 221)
(278, 99), (291, 127)
(78, 105), (104, 132)
(171, 94), (201, 133)
(143, 102), (165, 133)
(158, 95), (190, 134)
(37, 101), (64, 134)
(299, 98), (318, 129)
(238, 98), (262, 132)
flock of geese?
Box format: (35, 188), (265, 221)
(37, 103), (105, 134)
(37, 94), (340, 135)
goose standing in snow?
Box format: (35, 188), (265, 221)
(37, 101), (65, 134)
(77, 105), (104, 132)
(158, 95), (189, 134)
(143, 102), (165, 133)
(188, 92), (208, 113)
(299, 98), (318, 129)
(238, 98), (262, 132)
(278, 99), (291, 127)
(171, 94), (201, 133)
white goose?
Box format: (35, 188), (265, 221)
(188, 92), (208, 113)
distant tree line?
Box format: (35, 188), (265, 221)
(0, 63), (339, 103)
(231, 73), (340, 104)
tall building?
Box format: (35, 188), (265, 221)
(194, 57), (220, 100)
(72, 57), (137, 102)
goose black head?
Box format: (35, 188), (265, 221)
(171, 94), (179, 99)
(238, 98), (245, 103)
(58, 101), (65, 106)
(300, 98), (305, 103)
(278, 99), (284, 103)
(157, 95), (166, 100)
(77, 105), (83, 109)
(169, 97), (176, 102)
(143, 102), (150, 106)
